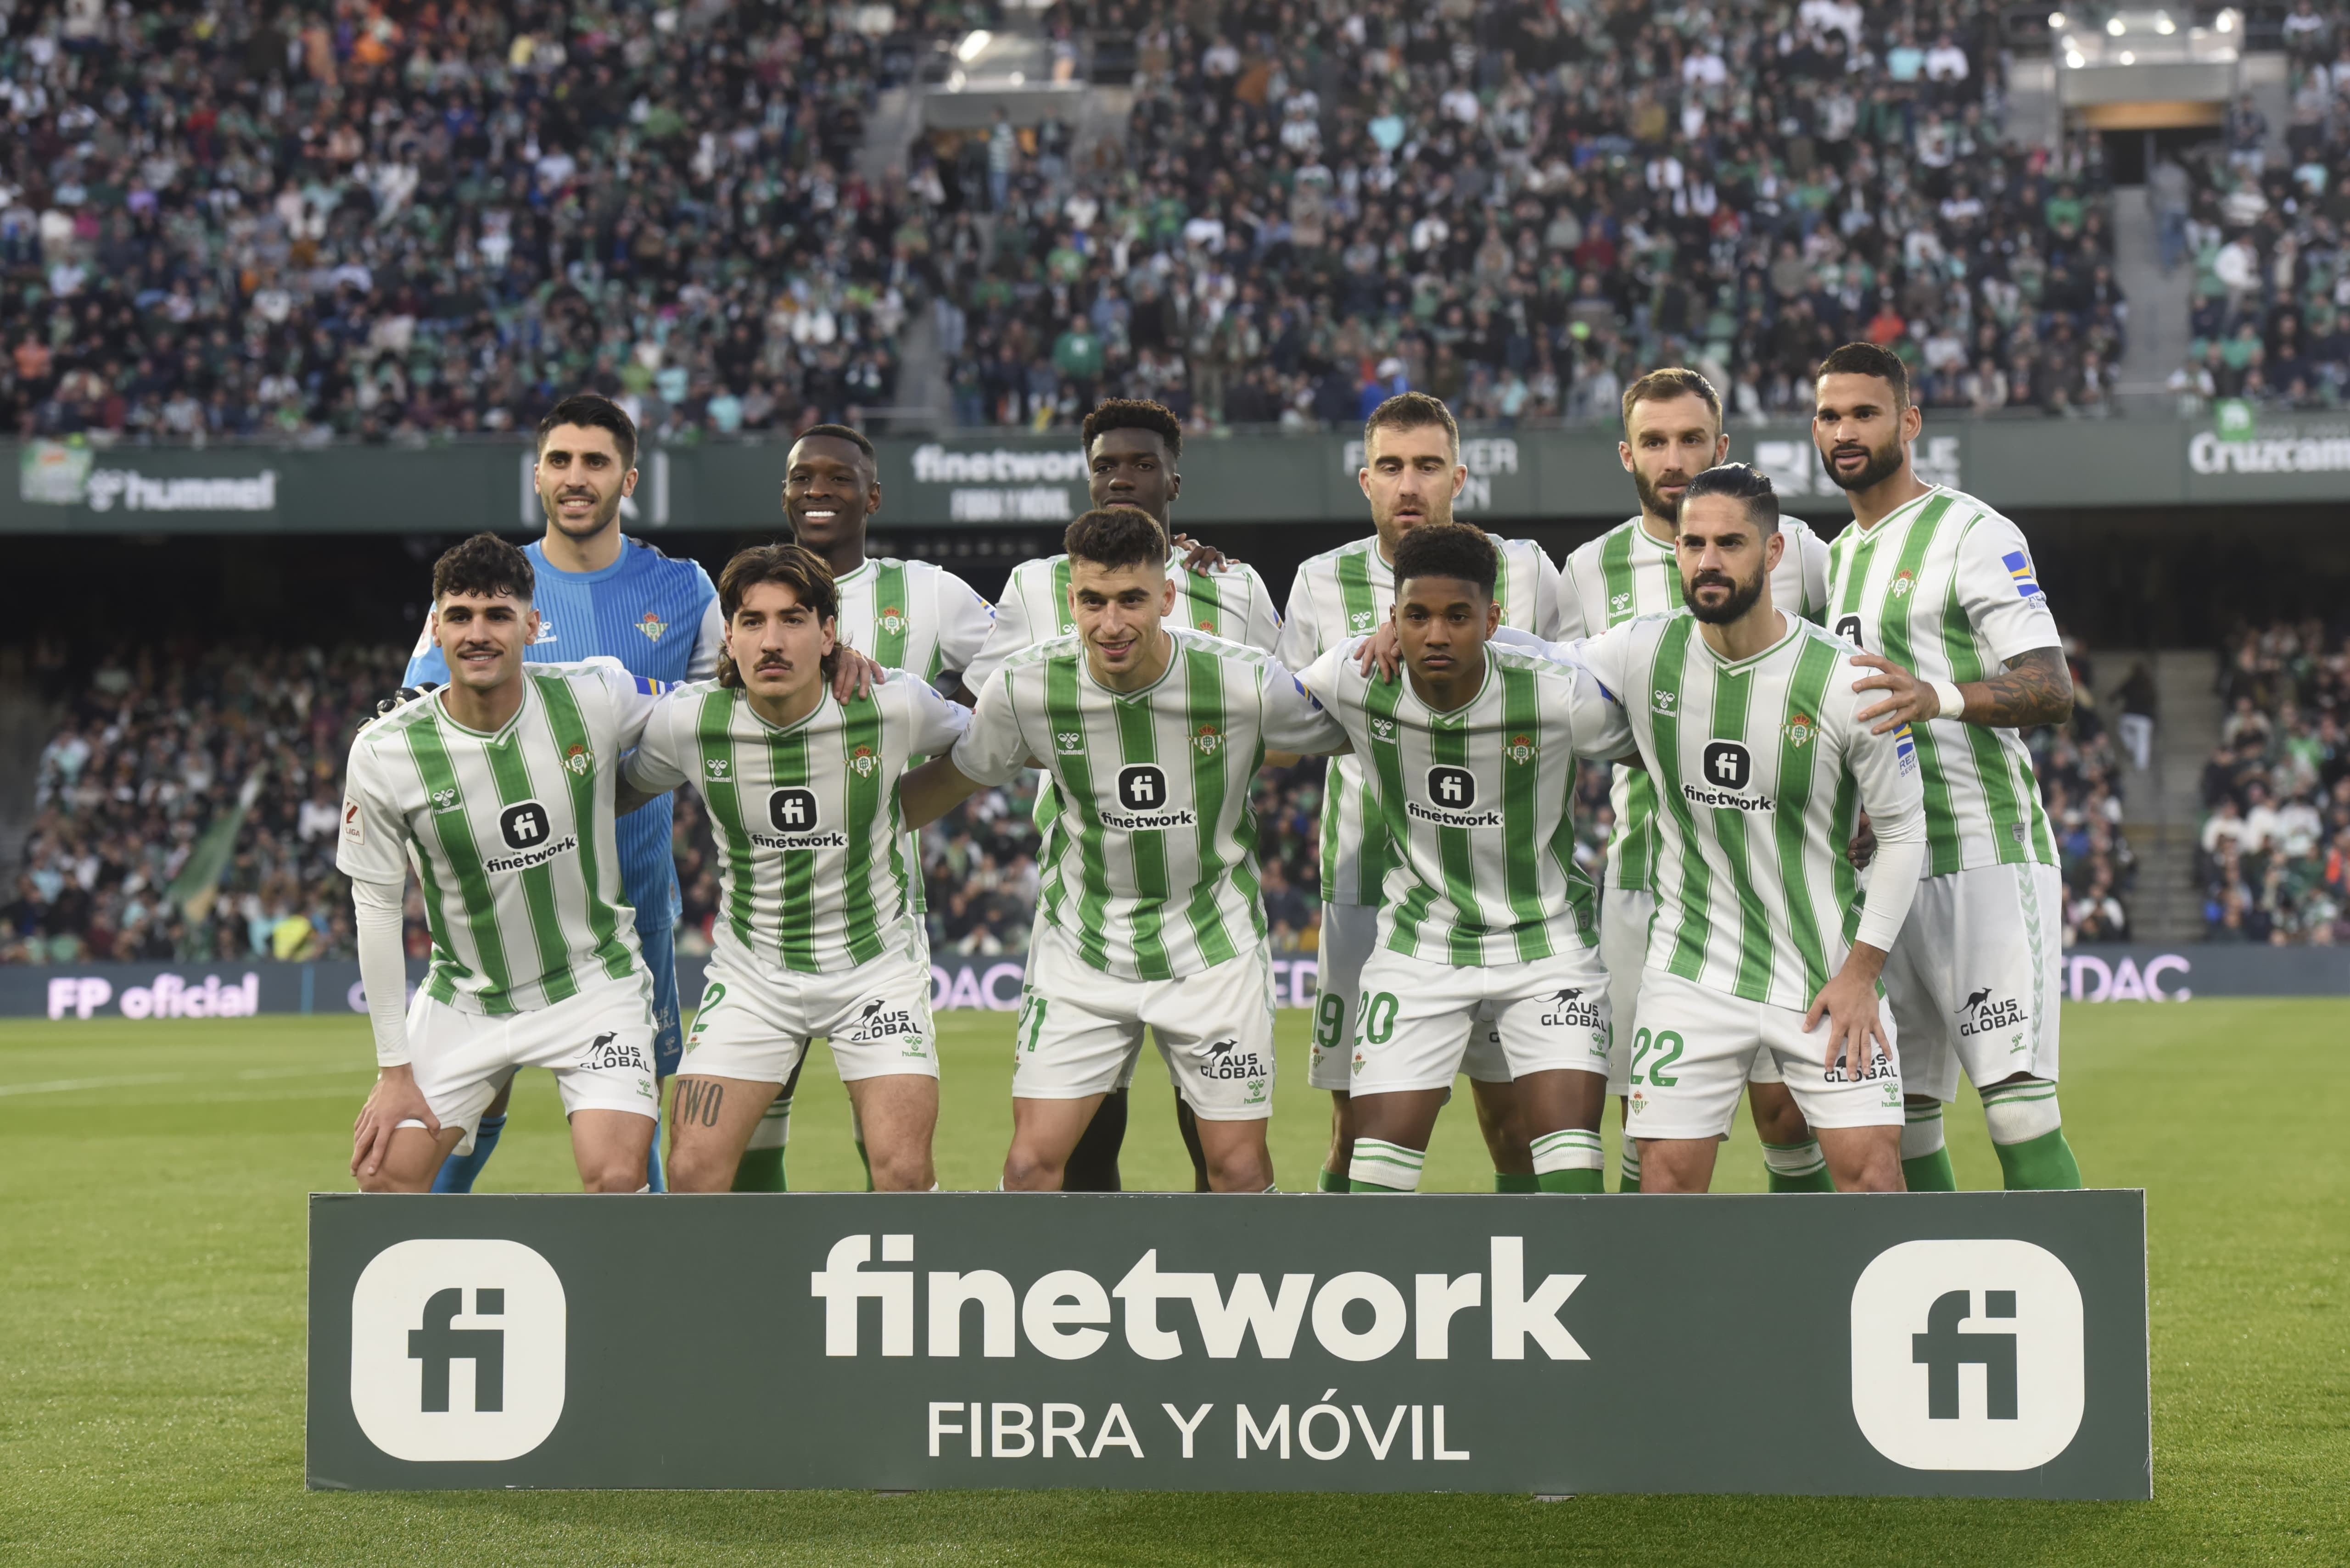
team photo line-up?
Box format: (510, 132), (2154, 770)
(343, 340), (2084, 1200)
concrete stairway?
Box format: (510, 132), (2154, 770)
(2119, 649), (2223, 943)
(2107, 186), (2188, 408)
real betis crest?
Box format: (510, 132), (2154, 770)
(1891, 569), (1917, 598)
(564, 742), (593, 776)
(1196, 617), (1216, 632)
(637, 612), (666, 642)
(850, 744), (878, 777)
(1193, 723), (1222, 756)
(1506, 732), (1537, 764)
(705, 757), (731, 781)
(1785, 711), (1816, 748)
(879, 605), (907, 636)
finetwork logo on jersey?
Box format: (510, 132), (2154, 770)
(1850, 1239), (2085, 1471)
(755, 787), (848, 850)
(1682, 741), (1772, 812)
(485, 801), (578, 872)
(1411, 765), (1501, 827)
(1102, 764), (1197, 829)
(350, 1239), (567, 1462)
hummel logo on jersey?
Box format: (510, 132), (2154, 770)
(530, 619), (558, 646)
(1428, 766), (1477, 809)
(1349, 609), (1376, 631)
(1055, 730), (1085, 754)
(1371, 716), (1398, 742)
(768, 788), (820, 832)
(1652, 690), (1678, 715)
(705, 758), (730, 781)
(499, 801), (553, 850)
(430, 784), (463, 813)
(637, 612), (667, 642)
(1116, 765), (1168, 812)
(1611, 591), (1632, 613)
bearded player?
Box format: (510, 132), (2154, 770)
(1812, 342), (2083, 1192)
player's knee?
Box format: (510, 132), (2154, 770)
(868, 1145), (934, 1192)
(355, 1166), (418, 1195)
(1002, 1146), (1064, 1191)
(666, 1145), (732, 1193)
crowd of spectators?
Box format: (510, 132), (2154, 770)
(4, 640), (404, 966)
(0, 0), (966, 447)
(2198, 618), (2350, 943)
(2163, 11), (2350, 416)
(937, 0), (2147, 430)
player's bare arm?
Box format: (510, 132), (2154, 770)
(1803, 940), (1894, 1076)
(1850, 645), (2073, 733)
(896, 753), (989, 830)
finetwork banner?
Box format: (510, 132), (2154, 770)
(308, 1190), (2150, 1497)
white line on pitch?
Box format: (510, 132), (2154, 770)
(0, 1063), (369, 1097)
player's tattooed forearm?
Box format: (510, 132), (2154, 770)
(1978, 647), (2074, 727)
(676, 1078), (724, 1127)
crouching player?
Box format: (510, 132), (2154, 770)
(343, 534), (666, 1192)
(624, 544), (966, 1191)
(1300, 524), (1629, 1193)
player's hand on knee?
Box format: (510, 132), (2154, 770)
(352, 1066), (440, 1179)
(1352, 622), (1404, 682)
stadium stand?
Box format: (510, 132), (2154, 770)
(0, 0), (955, 443)
(2196, 618), (2350, 943)
(928, 0), (2198, 429)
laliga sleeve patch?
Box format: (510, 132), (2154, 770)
(342, 798), (365, 844)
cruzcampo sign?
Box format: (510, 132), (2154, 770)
(308, 1189), (2150, 1498)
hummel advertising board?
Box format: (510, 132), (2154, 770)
(308, 1189), (2149, 1498)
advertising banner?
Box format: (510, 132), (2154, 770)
(307, 1189), (2151, 1498)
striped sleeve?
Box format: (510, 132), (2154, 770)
(1274, 564), (1321, 671)
(1956, 513), (2061, 665)
(625, 688), (695, 793)
(962, 560), (1043, 690)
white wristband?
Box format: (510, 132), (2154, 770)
(1928, 679), (1967, 723)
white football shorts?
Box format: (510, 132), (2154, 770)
(1620, 968), (1904, 1141)
(1314, 902), (1511, 1090)
(401, 967), (658, 1154)
(1014, 921), (1277, 1120)
(678, 939), (939, 1086)
(1347, 943), (1612, 1097)
(1881, 861), (2065, 1103)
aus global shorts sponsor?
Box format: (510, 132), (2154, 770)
(1537, 988), (1604, 1033)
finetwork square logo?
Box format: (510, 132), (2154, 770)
(350, 1239), (567, 1462)
(1850, 1239), (2085, 1471)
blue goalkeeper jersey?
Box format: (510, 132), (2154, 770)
(406, 536), (723, 927)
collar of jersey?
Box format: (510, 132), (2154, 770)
(1404, 645), (1494, 720)
(527, 536), (638, 584)
(1852, 484), (1944, 541)
(432, 680), (533, 742)
(1691, 610), (1805, 674)
(740, 685), (833, 735)
(1627, 513), (1677, 554)
(1079, 637), (1179, 701)
(834, 558), (881, 587)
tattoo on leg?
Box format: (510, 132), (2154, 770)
(676, 1079), (724, 1127)
(1977, 647), (2074, 728)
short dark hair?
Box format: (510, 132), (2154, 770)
(1392, 522), (1497, 597)
(1082, 398), (1183, 460)
(1363, 391), (1458, 459)
(536, 393), (638, 470)
(432, 533), (534, 604)
(715, 543), (838, 690)
(1622, 366), (1722, 432)
(1678, 462), (1779, 536)
(1064, 507), (1167, 573)
(1816, 341), (1911, 410)
(796, 423), (876, 468)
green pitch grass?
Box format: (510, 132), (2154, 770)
(0, 1001), (2342, 1565)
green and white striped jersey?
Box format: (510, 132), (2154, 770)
(1559, 513), (1830, 894)
(627, 670), (969, 976)
(336, 658), (657, 1015)
(1298, 640), (1628, 965)
(1275, 533), (1563, 905)
(1577, 612), (1928, 1010)
(831, 556), (996, 685)
(954, 629), (1346, 981)
(1822, 485), (2060, 876)
(963, 548), (1282, 688)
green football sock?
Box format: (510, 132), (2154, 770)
(1902, 1148), (1958, 1192)
(1318, 1167), (1350, 1193)
(1901, 1101), (1955, 1190)
(1992, 1127), (2083, 1190)
(1762, 1139), (1835, 1192)
(1494, 1171), (1540, 1193)
(732, 1147), (785, 1192)
(1536, 1168), (1605, 1194)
